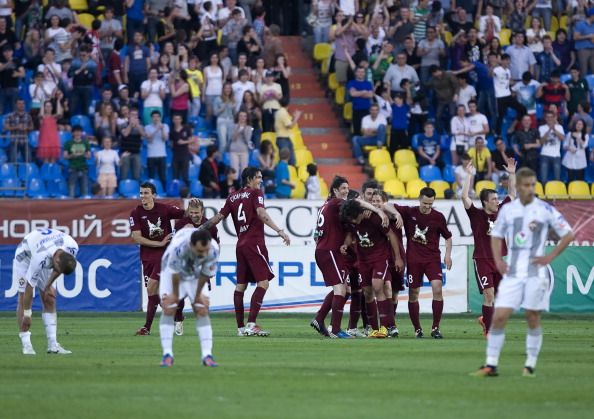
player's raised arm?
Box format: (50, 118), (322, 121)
(356, 198), (389, 227)
(503, 157), (517, 200)
(460, 162), (474, 210)
(256, 207), (290, 245)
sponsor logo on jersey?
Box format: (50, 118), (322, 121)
(514, 231), (528, 246)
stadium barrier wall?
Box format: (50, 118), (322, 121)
(0, 200), (592, 312)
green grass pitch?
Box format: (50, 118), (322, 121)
(1, 313), (593, 419)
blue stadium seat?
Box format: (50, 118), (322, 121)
(536, 103), (544, 120)
(560, 73), (571, 83)
(70, 115), (93, 135)
(28, 131), (39, 148)
(145, 178), (164, 195)
(189, 180), (203, 197)
(17, 162), (40, 180)
(40, 162), (62, 181)
(586, 74), (594, 91)
(0, 148), (7, 164)
(419, 165), (443, 182)
(167, 179), (185, 197)
(0, 177), (19, 197)
(59, 131), (72, 146)
(440, 135), (451, 151)
(411, 133), (420, 150)
(1, 163), (17, 178)
(118, 179), (140, 198)
(222, 152), (231, 166)
(442, 165), (456, 183)
(249, 150), (260, 167)
(188, 164), (200, 180)
(27, 177), (49, 198)
(47, 177), (68, 197)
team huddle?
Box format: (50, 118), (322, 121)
(13, 164), (574, 376)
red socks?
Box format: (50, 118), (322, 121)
(234, 291), (245, 328)
(367, 300), (379, 330)
(174, 298), (185, 322)
(432, 300), (444, 329)
(144, 294), (160, 331)
(482, 305), (494, 333)
(315, 291), (334, 324)
(348, 290), (362, 329)
(408, 301), (421, 331)
(247, 287), (267, 323)
(330, 295), (347, 333)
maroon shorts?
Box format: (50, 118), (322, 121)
(406, 260), (443, 289)
(315, 249), (346, 287)
(389, 264), (406, 292)
(142, 259), (161, 284)
(358, 259), (391, 288)
(236, 243), (275, 284)
(473, 259), (502, 294)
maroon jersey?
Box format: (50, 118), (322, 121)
(466, 196), (511, 259)
(174, 216), (220, 243)
(315, 198), (346, 251)
(389, 222), (406, 263)
(352, 213), (391, 262)
(220, 187), (266, 246)
(395, 205), (452, 263)
(130, 202), (185, 261)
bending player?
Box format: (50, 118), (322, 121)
(159, 228), (219, 367)
(14, 229), (78, 355)
(385, 187), (452, 338)
(461, 157), (516, 335)
(472, 168), (574, 377)
(173, 198), (220, 336)
(201, 167), (291, 337)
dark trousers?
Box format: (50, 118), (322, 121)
(567, 168), (585, 182)
(172, 156), (189, 184)
(352, 108), (369, 136)
(126, 19), (145, 44)
(0, 87), (19, 115)
(262, 108), (277, 133)
(71, 85), (93, 115)
(390, 128), (409, 156)
(496, 95), (526, 135)
(128, 72), (147, 99)
(276, 136), (295, 165)
(147, 157), (167, 189)
(436, 100), (456, 134)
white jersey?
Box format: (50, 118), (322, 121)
(493, 66), (511, 98)
(13, 229), (79, 291)
(491, 198), (572, 278)
(161, 228), (219, 281)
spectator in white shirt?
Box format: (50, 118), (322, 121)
(562, 119), (589, 182)
(144, 110), (170, 189)
(454, 153), (476, 198)
(383, 52), (419, 94)
(505, 32), (536, 81)
(352, 104), (387, 165)
(450, 104), (469, 165)
(456, 73), (476, 112)
(466, 100), (490, 147)
(478, 5), (502, 42)
(493, 54), (527, 135)
(95, 136), (120, 197)
(231, 69), (256, 112)
(140, 68), (166, 125)
(538, 110), (565, 182)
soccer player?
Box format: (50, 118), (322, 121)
(129, 182), (189, 336)
(386, 187), (452, 338)
(14, 229), (78, 355)
(461, 157), (516, 335)
(158, 228), (219, 368)
(472, 168), (574, 377)
(201, 167), (291, 336)
(173, 198), (220, 336)
(340, 199), (402, 338)
(372, 190), (406, 337)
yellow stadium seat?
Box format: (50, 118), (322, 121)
(525, 16), (532, 29)
(369, 148), (391, 168)
(560, 15), (568, 30)
(430, 180), (451, 199)
(69, 0), (88, 11)
(343, 101), (352, 122)
(393, 149), (418, 168)
(261, 132), (276, 143)
(328, 72), (339, 91)
(288, 165), (298, 182)
(335, 86), (345, 106)
(535, 181), (544, 198)
(313, 43), (332, 62)
(544, 181), (568, 199)
(217, 29), (223, 45)
(321, 57), (330, 76)
(407, 179), (427, 198)
(475, 180), (496, 196)
(384, 179), (406, 198)
(374, 163), (397, 182)
(500, 29), (512, 47)
(320, 178), (328, 197)
(290, 131), (305, 150)
(568, 181), (591, 199)
(297, 165), (309, 183)
(295, 149), (314, 167)
(551, 16), (559, 32)
(291, 180), (306, 199)
(397, 164), (419, 183)
(443, 30), (453, 46)
(78, 13), (94, 29)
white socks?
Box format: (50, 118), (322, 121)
(42, 312), (57, 348)
(196, 316), (213, 358)
(525, 327), (543, 369)
(160, 314), (175, 356)
(486, 328), (505, 367)
(19, 331), (32, 346)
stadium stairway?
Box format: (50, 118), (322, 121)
(280, 36), (368, 190)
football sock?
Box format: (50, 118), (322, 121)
(196, 316), (213, 358)
(525, 327), (543, 369)
(145, 294), (160, 331)
(315, 291), (333, 324)
(432, 299), (444, 329)
(247, 286), (267, 323)
(330, 295), (347, 332)
(393, 298), (398, 316)
(408, 301), (421, 331)
(361, 295), (369, 328)
(42, 312), (57, 348)
(159, 314), (174, 356)
(387, 300), (396, 327)
(348, 290), (362, 329)
(174, 298), (185, 322)
(378, 299), (390, 328)
(233, 291), (245, 328)
(486, 328), (505, 367)
(367, 299), (379, 330)
(19, 331), (32, 347)
(482, 305), (494, 333)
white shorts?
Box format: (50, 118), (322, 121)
(12, 242), (51, 293)
(159, 268), (211, 306)
(495, 269), (554, 312)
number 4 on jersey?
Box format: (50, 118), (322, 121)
(238, 203), (247, 223)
